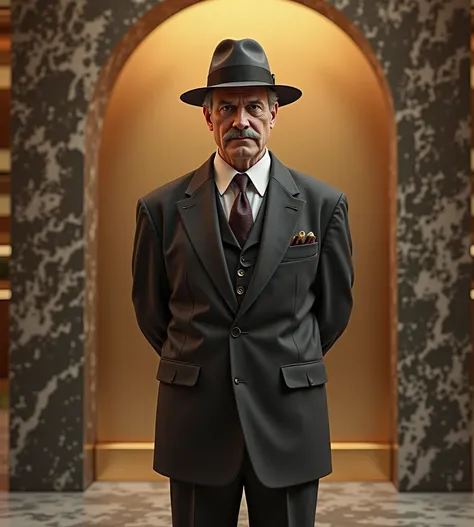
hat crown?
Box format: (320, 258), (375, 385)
(209, 38), (270, 75)
(179, 37), (302, 107)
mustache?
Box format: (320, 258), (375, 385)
(223, 128), (261, 142)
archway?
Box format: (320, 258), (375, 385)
(87, 0), (396, 483)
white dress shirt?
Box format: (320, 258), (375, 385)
(213, 149), (271, 221)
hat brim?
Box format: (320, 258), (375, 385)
(180, 82), (302, 107)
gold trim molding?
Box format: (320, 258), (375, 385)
(95, 442), (393, 482)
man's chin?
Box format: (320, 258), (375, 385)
(225, 144), (256, 157)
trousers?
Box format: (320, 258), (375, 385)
(169, 448), (319, 527)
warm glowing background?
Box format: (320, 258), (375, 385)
(97, 0), (392, 448)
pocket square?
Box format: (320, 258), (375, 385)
(290, 231), (317, 246)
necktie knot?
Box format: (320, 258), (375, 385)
(233, 173), (249, 192)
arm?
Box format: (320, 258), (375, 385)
(313, 193), (354, 355)
(131, 198), (171, 356)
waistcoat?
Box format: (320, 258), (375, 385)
(215, 186), (268, 307)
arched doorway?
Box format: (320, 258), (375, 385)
(89, 0), (396, 482)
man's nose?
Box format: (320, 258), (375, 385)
(233, 107), (250, 129)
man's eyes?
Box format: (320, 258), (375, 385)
(220, 105), (262, 112)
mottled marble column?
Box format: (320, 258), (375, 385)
(9, 0), (472, 491)
(336, 0), (471, 492)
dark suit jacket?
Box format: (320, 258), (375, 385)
(132, 151), (354, 488)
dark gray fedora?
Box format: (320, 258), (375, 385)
(180, 38), (302, 107)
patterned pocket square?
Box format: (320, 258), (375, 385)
(290, 231), (317, 246)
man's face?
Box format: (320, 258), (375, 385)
(203, 87), (278, 170)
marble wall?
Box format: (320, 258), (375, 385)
(9, 0), (472, 491)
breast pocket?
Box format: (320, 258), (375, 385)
(281, 241), (319, 264)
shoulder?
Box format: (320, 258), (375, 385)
(133, 169), (196, 232)
(287, 167), (348, 214)
(289, 168), (343, 200)
(140, 170), (194, 209)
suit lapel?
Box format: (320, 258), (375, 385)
(177, 154), (238, 314)
(238, 152), (305, 318)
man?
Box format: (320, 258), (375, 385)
(132, 38), (354, 527)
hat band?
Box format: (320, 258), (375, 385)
(207, 65), (274, 87)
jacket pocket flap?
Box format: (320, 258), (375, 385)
(280, 360), (327, 388)
(156, 358), (201, 386)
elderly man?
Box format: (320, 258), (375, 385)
(132, 38), (354, 527)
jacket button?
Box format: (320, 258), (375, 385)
(231, 327), (242, 338)
(234, 378), (240, 385)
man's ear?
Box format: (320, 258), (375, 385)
(269, 102), (279, 129)
(203, 106), (213, 131)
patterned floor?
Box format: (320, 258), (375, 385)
(0, 481), (472, 526)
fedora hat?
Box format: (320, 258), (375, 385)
(180, 38), (302, 107)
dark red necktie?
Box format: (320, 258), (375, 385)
(229, 173), (253, 246)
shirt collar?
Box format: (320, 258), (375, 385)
(214, 148), (271, 197)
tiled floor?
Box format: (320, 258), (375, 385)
(0, 481), (472, 526)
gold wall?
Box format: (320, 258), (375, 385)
(97, 0), (393, 479)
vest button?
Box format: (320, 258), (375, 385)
(231, 327), (242, 338)
(237, 269), (245, 277)
(240, 256), (251, 268)
(236, 286), (245, 295)
(234, 378), (240, 385)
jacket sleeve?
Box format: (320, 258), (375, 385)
(313, 193), (354, 355)
(131, 198), (171, 356)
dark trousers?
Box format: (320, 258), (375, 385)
(169, 449), (319, 527)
